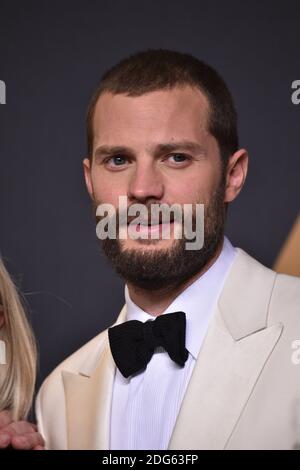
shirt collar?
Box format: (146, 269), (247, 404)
(124, 236), (237, 360)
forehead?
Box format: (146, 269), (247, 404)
(92, 86), (210, 149)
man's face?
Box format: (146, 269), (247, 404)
(84, 86), (228, 289)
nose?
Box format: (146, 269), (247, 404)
(128, 160), (164, 203)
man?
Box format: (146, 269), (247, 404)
(36, 49), (300, 450)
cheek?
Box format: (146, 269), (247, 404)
(91, 171), (128, 206)
(169, 170), (218, 205)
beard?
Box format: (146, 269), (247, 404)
(96, 177), (227, 291)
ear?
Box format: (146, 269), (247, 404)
(0, 305), (4, 329)
(224, 148), (249, 203)
(82, 158), (94, 200)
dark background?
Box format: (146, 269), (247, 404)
(0, 0), (299, 392)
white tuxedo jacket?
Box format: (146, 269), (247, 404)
(36, 248), (300, 449)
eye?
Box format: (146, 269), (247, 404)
(105, 155), (129, 167)
(167, 153), (190, 165)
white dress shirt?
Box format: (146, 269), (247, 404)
(110, 236), (237, 450)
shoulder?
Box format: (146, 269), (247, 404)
(35, 327), (109, 448)
(269, 271), (300, 323)
(37, 304), (126, 401)
(38, 328), (107, 396)
(235, 247), (300, 322)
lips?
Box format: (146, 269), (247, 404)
(128, 221), (175, 236)
(139, 221), (163, 226)
(127, 215), (175, 226)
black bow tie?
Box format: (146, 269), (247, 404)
(108, 311), (189, 378)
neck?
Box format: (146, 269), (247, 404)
(126, 239), (224, 317)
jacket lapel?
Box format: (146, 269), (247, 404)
(62, 305), (127, 449)
(168, 248), (283, 449)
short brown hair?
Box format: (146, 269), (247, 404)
(86, 49), (239, 164)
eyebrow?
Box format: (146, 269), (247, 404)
(94, 141), (206, 161)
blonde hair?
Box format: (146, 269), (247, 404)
(0, 257), (37, 420)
